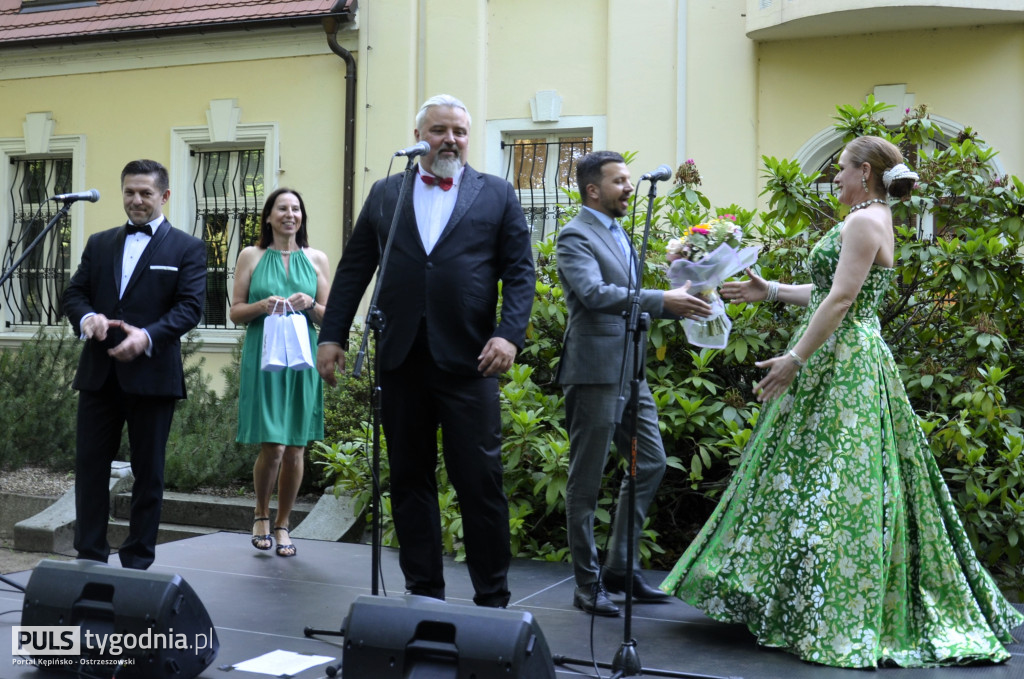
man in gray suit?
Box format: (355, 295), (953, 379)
(556, 150), (711, 616)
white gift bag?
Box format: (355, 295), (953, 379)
(284, 307), (315, 371)
(261, 300), (289, 372)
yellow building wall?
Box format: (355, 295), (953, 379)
(0, 34), (354, 391)
(756, 24), (1024, 180)
(3, 0), (1023, 394)
(357, 1), (718, 203)
(606, 1), (681, 181)
(2, 55), (347, 236)
(486, 0), (607, 120)
(687, 1), (760, 210)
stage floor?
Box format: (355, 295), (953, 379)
(2, 531), (1022, 679)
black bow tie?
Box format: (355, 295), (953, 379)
(126, 222), (153, 236)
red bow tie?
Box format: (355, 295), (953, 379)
(421, 174), (454, 191)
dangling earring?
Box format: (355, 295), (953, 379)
(861, 176), (869, 193)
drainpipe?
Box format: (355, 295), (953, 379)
(324, 17), (357, 244)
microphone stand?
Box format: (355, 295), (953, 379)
(0, 201), (72, 289)
(349, 155), (419, 597)
(553, 654), (741, 679)
(600, 181), (735, 679)
(606, 179), (655, 678)
(304, 155), (420, 677)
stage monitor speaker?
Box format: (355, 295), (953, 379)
(20, 559), (219, 679)
(341, 594), (555, 679)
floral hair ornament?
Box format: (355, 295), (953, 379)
(882, 163), (919, 189)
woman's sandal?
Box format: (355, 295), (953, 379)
(251, 517), (273, 551)
(274, 526), (296, 557)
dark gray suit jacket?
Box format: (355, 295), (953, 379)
(555, 208), (670, 386)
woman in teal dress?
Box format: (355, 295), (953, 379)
(230, 188), (330, 557)
(660, 136), (1023, 667)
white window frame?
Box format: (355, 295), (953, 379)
(169, 101), (279, 349)
(486, 115), (605, 249)
(0, 115), (86, 341)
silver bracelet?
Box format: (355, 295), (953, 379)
(787, 349), (807, 368)
(766, 281), (780, 302)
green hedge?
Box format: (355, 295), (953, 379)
(0, 330), (253, 493)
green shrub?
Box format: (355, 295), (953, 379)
(0, 326), (79, 471)
(0, 327), (253, 492)
(162, 335), (252, 491)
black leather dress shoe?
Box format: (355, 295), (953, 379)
(573, 583), (620, 616)
(601, 570), (671, 603)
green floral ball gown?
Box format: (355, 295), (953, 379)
(660, 222), (1023, 668)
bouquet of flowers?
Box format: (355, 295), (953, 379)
(665, 216), (759, 348)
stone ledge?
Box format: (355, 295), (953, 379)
(13, 473), (132, 554)
(292, 491), (366, 543)
(7, 462), (366, 556)
(0, 493), (60, 539)
(112, 491), (315, 532)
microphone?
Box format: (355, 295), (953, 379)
(50, 189), (100, 203)
(640, 165), (673, 182)
(394, 141), (431, 158)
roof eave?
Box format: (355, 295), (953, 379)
(0, 8), (355, 51)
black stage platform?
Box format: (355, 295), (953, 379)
(2, 532), (1022, 678)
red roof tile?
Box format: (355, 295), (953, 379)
(0, 0), (355, 46)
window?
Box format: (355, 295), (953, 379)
(486, 114), (605, 255)
(171, 101), (279, 338)
(190, 149), (264, 328)
(501, 134), (592, 250)
(1, 157), (73, 327)
(794, 88), (984, 242)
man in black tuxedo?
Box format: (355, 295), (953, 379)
(317, 94), (535, 607)
(63, 159), (206, 570)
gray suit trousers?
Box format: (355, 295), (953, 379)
(563, 379), (667, 586)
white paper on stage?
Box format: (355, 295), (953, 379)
(231, 649), (334, 675)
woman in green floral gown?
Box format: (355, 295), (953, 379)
(659, 136), (1023, 667)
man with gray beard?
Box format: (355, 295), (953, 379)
(317, 94), (535, 607)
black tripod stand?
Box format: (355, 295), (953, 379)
(303, 156), (421, 676)
(0, 200), (78, 595)
(609, 171), (661, 678)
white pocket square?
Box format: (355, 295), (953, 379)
(150, 265), (178, 271)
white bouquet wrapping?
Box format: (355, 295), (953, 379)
(666, 218), (759, 348)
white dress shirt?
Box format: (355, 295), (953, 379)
(120, 215), (164, 297)
(79, 215), (164, 354)
(413, 168), (462, 253)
